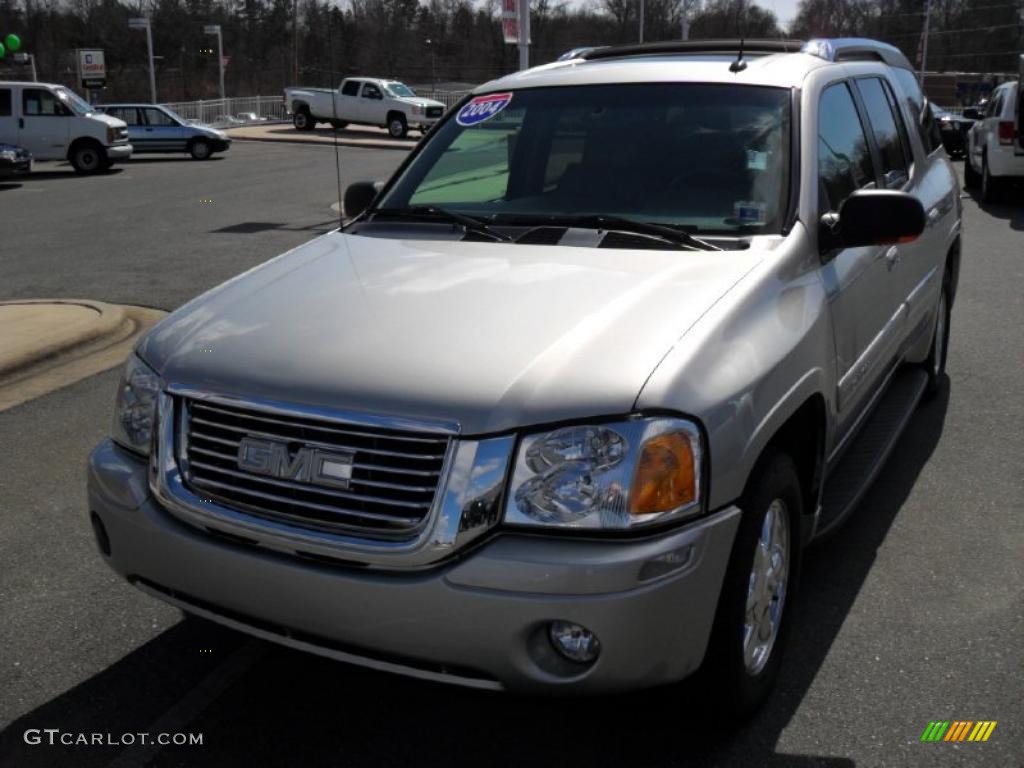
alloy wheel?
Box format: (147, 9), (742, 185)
(743, 498), (790, 676)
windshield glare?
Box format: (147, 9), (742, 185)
(386, 82), (416, 98)
(379, 84), (792, 234)
(55, 87), (94, 116)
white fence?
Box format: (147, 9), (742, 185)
(163, 90), (471, 128)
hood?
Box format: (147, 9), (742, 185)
(91, 113), (127, 130)
(139, 233), (764, 435)
(397, 96), (446, 110)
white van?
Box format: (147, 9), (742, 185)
(0, 81), (132, 173)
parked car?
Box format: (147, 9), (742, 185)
(930, 104), (974, 157)
(284, 78), (446, 137)
(0, 81), (131, 173)
(0, 142), (31, 175)
(96, 104), (231, 160)
(89, 38), (960, 718)
(235, 112), (267, 122)
(963, 78), (1023, 201)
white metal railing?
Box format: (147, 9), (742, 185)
(162, 90), (470, 128)
(161, 96), (288, 127)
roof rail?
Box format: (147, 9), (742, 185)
(801, 38), (913, 71)
(579, 39), (805, 61)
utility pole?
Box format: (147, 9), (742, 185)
(639, 0), (645, 42)
(517, 0), (530, 70)
(918, 0), (931, 87)
(129, 17), (157, 103)
(680, 0), (690, 39)
(204, 25), (225, 101)
(292, 0), (299, 84)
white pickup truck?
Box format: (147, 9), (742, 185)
(284, 78), (446, 138)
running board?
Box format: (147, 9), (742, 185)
(815, 368), (929, 540)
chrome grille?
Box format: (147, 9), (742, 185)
(426, 106), (444, 118)
(179, 398), (449, 538)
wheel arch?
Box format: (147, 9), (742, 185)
(67, 136), (104, 161)
(386, 109), (407, 125)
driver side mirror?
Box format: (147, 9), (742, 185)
(344, 180), (381, 219)
(962, 107), (982, 120)
(819, 190), (925, 252)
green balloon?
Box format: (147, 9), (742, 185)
(0, 43), (5, 59)
(5, 34), (21, 52)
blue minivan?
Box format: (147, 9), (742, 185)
(96, 103), (230, 160)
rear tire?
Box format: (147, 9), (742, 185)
(189, 138), (212, 160)
(981, 155), (1002, 203)
(924, 279), (951, 398)
(963, 156), (980, 189)
(69, 141), (106, 174)
(700, 450), (803, 721)
(293, 108), (315, 131)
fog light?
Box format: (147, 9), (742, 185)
(548, 621), (600, 663)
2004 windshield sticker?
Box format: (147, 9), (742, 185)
(456, 93), (514, 126)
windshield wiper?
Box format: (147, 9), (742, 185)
(513, 214), (720, 251)
(371, 206), (510, 242)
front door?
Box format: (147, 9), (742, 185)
(360, 82), (384, 124)
(141, 107), (187, 152)
(18, 87), (71, 160)
(817, 81), (906, 447)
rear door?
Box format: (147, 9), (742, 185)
(18, 86), (71, 160)
(337, 79), (361, 121)
(0, 85), (17, 145)
(817, 81), (906, 444)
(106, 107), (145, 149)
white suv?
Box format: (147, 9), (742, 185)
(964, 78), (1023, 201)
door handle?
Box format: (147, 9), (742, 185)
(19, 117), (24, 129)
(884, 246), (901, 270)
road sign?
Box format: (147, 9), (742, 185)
(203, 24), (220, 34)
(128, 17), (149, 29)
(77, 49), (106, 89)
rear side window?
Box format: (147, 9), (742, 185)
(341, 80), (360, 97)
(0, 88), (11, 117)
(857, 78), (910, 187)
(818, 83), (876, 212)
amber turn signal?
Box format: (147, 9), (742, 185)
(628, 432), (697, 516)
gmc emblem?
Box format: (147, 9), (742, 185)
(236, 437), (354, 490)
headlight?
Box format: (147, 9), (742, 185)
(111, 353), (163, 456)
(505, 417), (702, 530)
(0, 150), (16, 162)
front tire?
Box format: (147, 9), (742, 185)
(69, 142), (106, 174)
(963, 156), (980, 189)
(702, 451), (803, 720)
(387, 114), (408, 139)
(189, 139), (212, 160)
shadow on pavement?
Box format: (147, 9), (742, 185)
(127, 157), (227, 164)
(0, 381), (951, 768)
(964, 179), (1024, 230)
(14, 168), (125, 181)
(0, 181), (23, 191)
(211, 219), (340, 235)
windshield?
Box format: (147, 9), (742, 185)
(386, 82), (416, 98)
(55, 87), (94, 116)
(378, 84), (792, 234)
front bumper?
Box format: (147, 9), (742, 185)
(106, 143), (133, 162)
(209, 138), (231, 152)
(87, 439), (740, 693)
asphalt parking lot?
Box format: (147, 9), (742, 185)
(0, 142), (1022, 768)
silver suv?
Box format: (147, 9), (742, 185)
(88, 38), (961, 716)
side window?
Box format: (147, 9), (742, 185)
(0, 88), (11, 117)
(341, 80), (360, 97)
(362, 83), (382, 100)
(113, 108), (142, 126)
(818, 83), (876, 212)
(987, 93), (1002, 118)
(893, 67), (940, 154)
(22, 88), (67, 117)
(857, 77), (910, 187)
(144, 108), (175, 126)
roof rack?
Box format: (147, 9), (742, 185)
(800, 38), (913, 70)
(574, 37), (914, 72)
(579, 39), (805, 61)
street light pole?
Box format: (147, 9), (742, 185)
(204, 25), (225, 101)
(639, 0), (645, 42)
(517, 0), (530, 71)
(129, 18), (157, 103)
(918, 0), (932, 87)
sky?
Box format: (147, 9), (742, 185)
(757, 0), (800, 28)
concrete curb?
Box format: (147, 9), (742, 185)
(0, 300), (128, 378)
(0, 300), (167, 412)
(226, 127), (416, 151)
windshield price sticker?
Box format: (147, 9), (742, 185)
(734, 201), (767, 225)
(456, 93), (514, 126)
